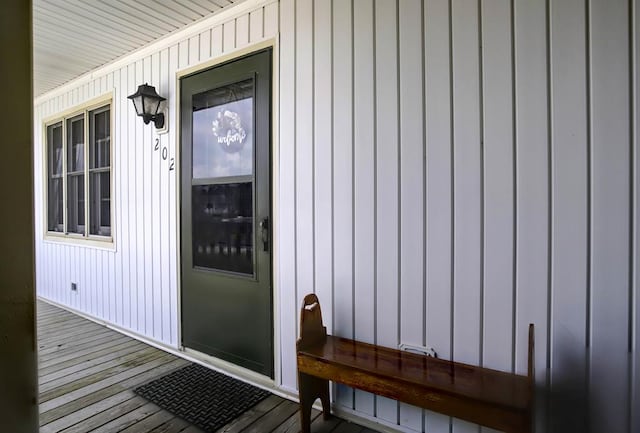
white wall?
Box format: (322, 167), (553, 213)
(34, 0), (639, 432)
(278, 0), (638, 432)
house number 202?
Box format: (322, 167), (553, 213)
(154, 138), (175, 171)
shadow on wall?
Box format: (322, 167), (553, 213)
(546, 348), (588, 433)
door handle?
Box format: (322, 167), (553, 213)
(259, 217), (269, 252)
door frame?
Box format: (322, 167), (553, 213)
(174, 39), (281, 386)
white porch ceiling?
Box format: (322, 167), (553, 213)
(33, 0), (245, 97)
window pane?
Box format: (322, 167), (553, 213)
(90, 171), (111, 236)
(67, 174), (85, 234)
(47, 123), (63, 232)
(67, 116), (84, 173)
(192, 182), (253, 274)
(47, 178), (63, 232)
(48, 123), (63, 175)
(90, 108), (110, 168)
(192, 79), (254, 179)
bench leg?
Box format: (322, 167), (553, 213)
(298, 372), (330, 433)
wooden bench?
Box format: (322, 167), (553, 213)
(296, 294), (534, 433)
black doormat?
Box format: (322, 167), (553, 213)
(134, 363), (271, 432)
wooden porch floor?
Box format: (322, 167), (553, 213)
(37, 300), (377, 433)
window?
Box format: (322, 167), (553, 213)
(46, 102), (112, 240)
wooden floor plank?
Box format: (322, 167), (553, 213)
(149, 418), (189, 433)
(38, 315), (88, 328)
(39, 343), (149, 385)
(40, 352), (176, 412)
(331, 421), (364, 433)
(118, 407), (177, 433)
(39, 358), (187, 426)
(38, 325), (112, 346)
(89, 401), (163, 433)
(39, 335), (134, 369)
(38, 308), (90, 321)
(38, 316), (106, 333)
(242, 400), (300, 433)
(271, 407), (322, 433)
(40, 346), (157, 392)
(38, 331), (130, 361)
(37, 301), (375, 433)
(57, 396), (148, 433)
(214, 394), (283, 433)
(310, 415), (342, 433)
(148, 416), (191, 433)
(40, 391), (136, 433)
(39, 339), (143, 376)
(38, 329), (115, 355)
(39, 349), (168, 403)
(38, 317), (103, 334)
(38, 324), (106, 342)
(38, 333), (129, 362)
(37, 306), (72, 317)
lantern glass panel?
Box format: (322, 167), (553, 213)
(131, 95), (144, 116)
(143, 96), (160, 116)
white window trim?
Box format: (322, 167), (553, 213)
(42, 92), (115, 250)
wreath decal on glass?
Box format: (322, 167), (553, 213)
(212, 109), (247, 154)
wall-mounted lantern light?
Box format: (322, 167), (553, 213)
(127, 83), (166, 129)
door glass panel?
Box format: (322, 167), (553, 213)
(192, 182), (253, 274)
(192, 79), (254, 179)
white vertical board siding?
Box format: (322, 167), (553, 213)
(295, 0), (314, 348)
(278, 0), (298, 392)
(159, 47), (171, 343)
(237, 14), (250, 47)
(331, 0), (355, 409)
(212, 26), (224, 57)
(480, 0), (514, 376)
(223, 20), (235, 52)
(589, 1), (631, 432)
(264, 2), (279, 37)
(513, 0), (549, 431)
(34, 3), (279, 349)
(480, 5), (514, 432)
(143, 54), (153, 336)
(134, 58), (145, 334)
(374, 0), (400, 424)
(451, 1), (483, 432)
(277, 0), (637, 432)
(424, 0), (453, 430)
(167, 43), (179, 347)
(399, 0), (425, 429)
(250, 9), (264, 42)
(550, 0), (589, 431)
(313, 0), (334, 351)
(353, 0), (376, 417)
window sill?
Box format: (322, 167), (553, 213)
(44, 233), (116, 252)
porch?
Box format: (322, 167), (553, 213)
(37, 300), (371, 433)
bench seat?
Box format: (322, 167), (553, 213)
(296, 294), (534, 433)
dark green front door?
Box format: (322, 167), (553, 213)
(180, 49), (272, 377)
